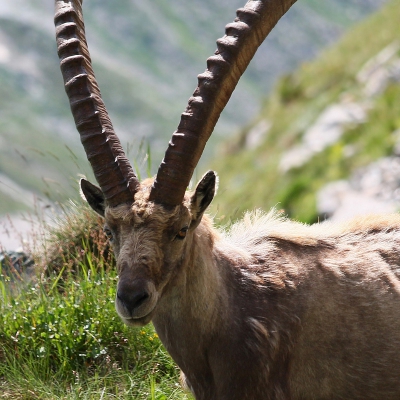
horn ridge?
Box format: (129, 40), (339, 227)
(55, 0), (139, 207)
(150, 0), (298, 207)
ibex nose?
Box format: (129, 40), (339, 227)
(117, 288), (149, 314)
(116, 279), (154, 317)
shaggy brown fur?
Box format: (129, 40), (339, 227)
(82, 177), (400, 399)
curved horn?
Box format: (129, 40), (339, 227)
(149, 0), (297, 207)
(54, 0), (139, 207)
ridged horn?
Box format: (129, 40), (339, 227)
(149, 0), (297, 207)
(54, 0), (139, 207)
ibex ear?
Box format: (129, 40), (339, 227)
(80, 178), (106, 217)
(189, 171), (218, 228)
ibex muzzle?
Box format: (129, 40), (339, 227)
(55, 1), (400, 399)
(116, 278), (157, 323)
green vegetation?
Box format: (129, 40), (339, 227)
(211, 0), (400, 223)
(0, 203), (191, 399)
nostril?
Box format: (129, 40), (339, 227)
(132, 291), (149, 308)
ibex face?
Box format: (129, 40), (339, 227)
(80, 172), (217, 326)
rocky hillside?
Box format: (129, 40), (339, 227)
(211, 0), (400, 224)
(0, 0), (386, 218)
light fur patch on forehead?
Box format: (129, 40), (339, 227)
(104, 177), (192, 226)
(104, 203), (136, 223)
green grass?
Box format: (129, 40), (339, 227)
(0, 203), (192, 399)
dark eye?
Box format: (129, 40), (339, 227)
(176, 226), (188, 240)
(104, 227), (113, 241)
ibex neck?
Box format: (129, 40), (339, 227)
(152, 216), (236, 371)
(154, 216), (229, 330)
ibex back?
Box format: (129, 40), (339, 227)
(54, 0), (400, 399)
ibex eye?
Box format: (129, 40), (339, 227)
(176, 227), (188, 240)
(104, 228), (113, 241)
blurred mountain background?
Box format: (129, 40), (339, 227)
(0, 0), (394, 248)
(210, 0), (400, 224)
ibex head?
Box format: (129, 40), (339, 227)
(81, 173), (217, 326)
(54, 0), (297, 326)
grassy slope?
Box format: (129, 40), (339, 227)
(210, 0), (400, 224)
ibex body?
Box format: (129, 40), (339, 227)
(54, 0), (400, 398)
(84, 176), (400, 399)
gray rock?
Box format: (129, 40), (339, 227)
(317, 155), (400, 221)
(280, 101), (367, 172)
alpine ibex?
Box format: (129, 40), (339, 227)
(54, 0), (400, 399)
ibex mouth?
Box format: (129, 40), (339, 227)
(121, 311), (156, 327)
